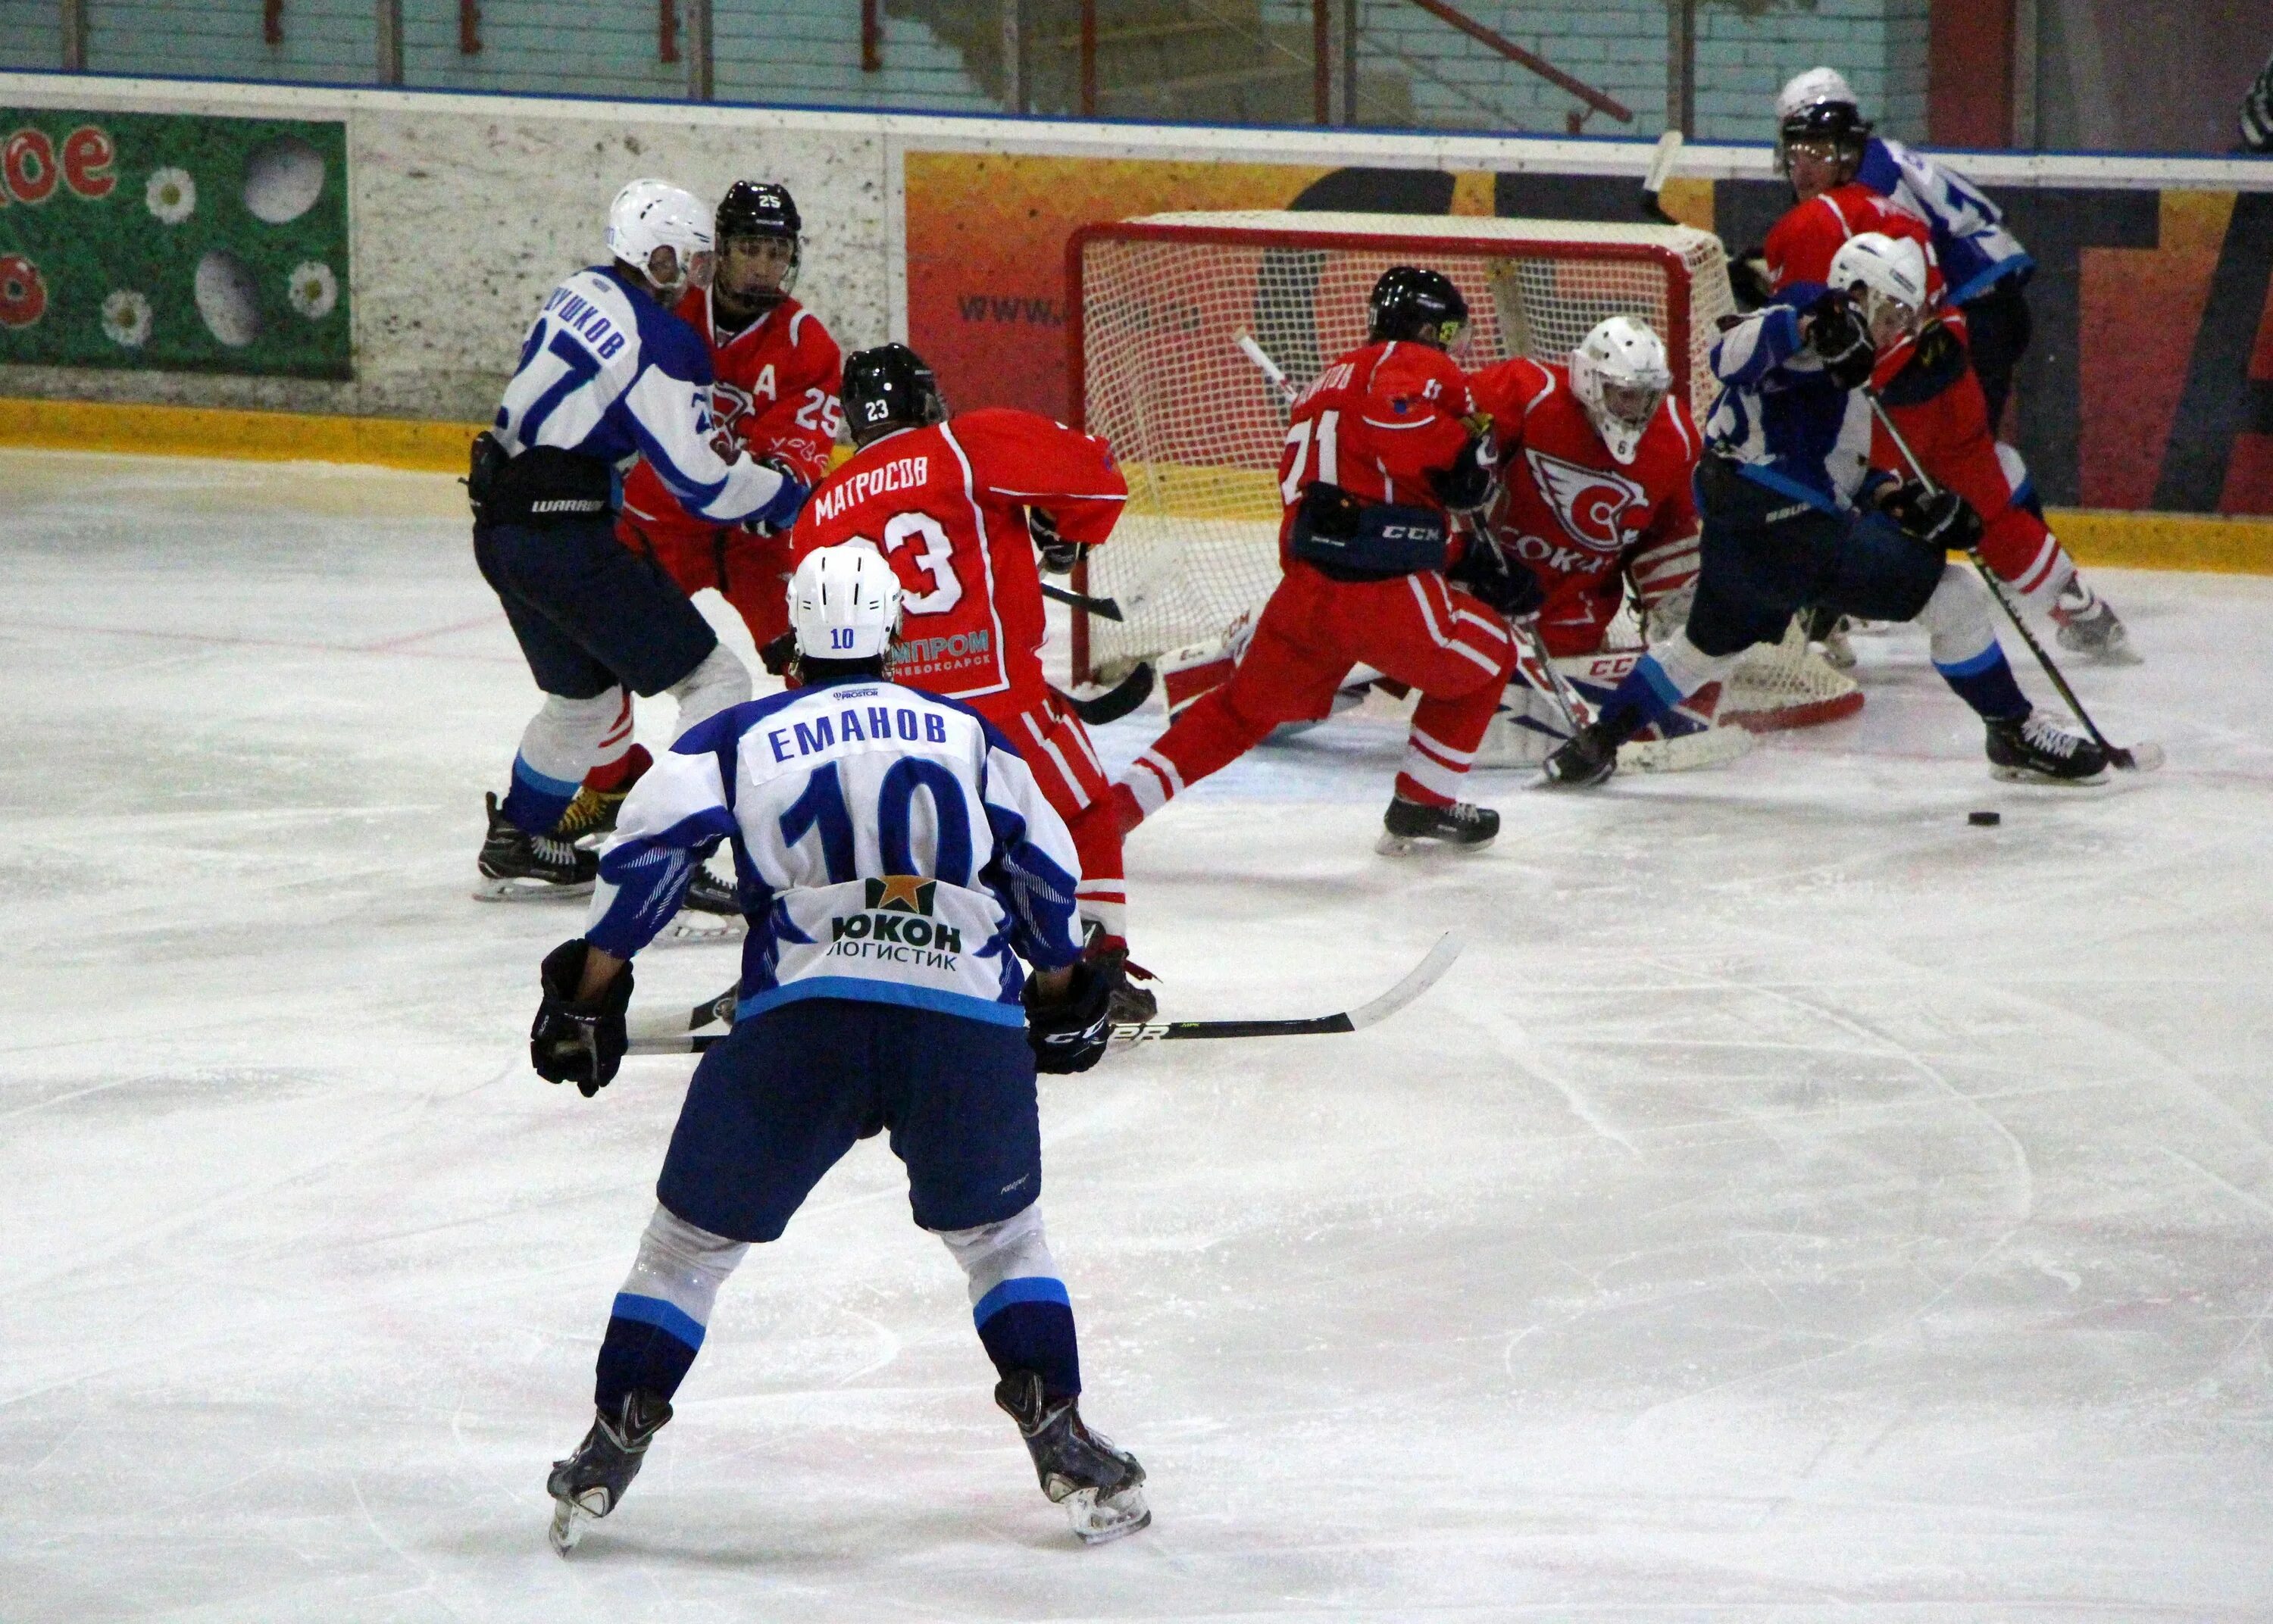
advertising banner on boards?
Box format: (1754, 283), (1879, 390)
(0, 108), (349, 379)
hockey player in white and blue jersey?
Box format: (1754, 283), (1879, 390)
(471, 178), (809, 898)
(1543, 233), (2108, 789)
(530, 545), (1148, 1554)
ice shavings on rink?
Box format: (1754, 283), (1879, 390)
(2, 450), (2270, 1621)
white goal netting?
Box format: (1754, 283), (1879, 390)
(1072, 210), (1858, 730)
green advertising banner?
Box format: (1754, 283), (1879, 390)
(0, 109), (349, 379)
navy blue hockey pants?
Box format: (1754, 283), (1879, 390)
(656, 998), (1044, 1243)
(473, 513), (717, 700)
(1687, 457), (1944, 660)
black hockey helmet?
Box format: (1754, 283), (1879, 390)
(714, 180), (802, 304)
(1777, 101), (1873, 179)
(842, 343), (946, 446)
(1368, 266), (1468, 349)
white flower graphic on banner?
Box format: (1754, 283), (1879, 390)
(102, 289), (153, 348)
(145, 167), (196, 225)
(286, 261), (338, 320)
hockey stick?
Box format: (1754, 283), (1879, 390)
(1640, 130), (1684, 224)
(1052, 661), (1155, 725)
(1234, 331), (1300, 407)
(624, 932), (1464, 1057)
(1862, 392), (2162, 773)
(1041, 579), (1124, 622)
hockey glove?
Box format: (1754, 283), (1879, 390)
(1023, 963), (1114, 1075)
(1804, 291), (1877, 391)
(1447, 535), (1544, 618)
(532, 938), (633, 1097)
(1879, 481), (1983, 552)
(1730, 246), (1774, 312)
(1428, 433), (1499, 515)
(1029, 508), (1084, 574)
(758, 629), (799, 678)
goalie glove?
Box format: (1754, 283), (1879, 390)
(1803, 290), (1877, 390)
(1022, 962), (1112, 1075)
(1028, 507), (1083, 574)
(1878, 480), (1983, 552)
(531, 939), (633, 1097)
(1446, 535), (1544, 618)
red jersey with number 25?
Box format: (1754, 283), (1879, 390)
(1467, 357), (1702, 657)
(619, 289), (843, 545)
(1274, 339), (1476, 564)
(790, 408), (1127, 702)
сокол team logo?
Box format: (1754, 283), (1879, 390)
(1524, 448), (1647, 553)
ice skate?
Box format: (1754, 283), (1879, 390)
(2050, 589), (2140, 665)
(475, 792), (596, 900)
(1799, 605), (1856, 671)
(550, 783), (627, 848)
(1540, 722), (1619, 789)
(546, 1389), (671, 1554)
(1376, 795), (1499, 854)
(995, 1371), (1150, 1545)
(1984, 710), (2109, 784)
(663, 861), (747, 941)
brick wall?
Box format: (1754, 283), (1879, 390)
(85, 0), (378, 84)
(1, 0), (64, 69)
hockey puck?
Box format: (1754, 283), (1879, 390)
(1968, 810), (2002, 827)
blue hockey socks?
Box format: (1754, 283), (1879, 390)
(940, 1204), (1083, 1398)
(501, 751), (582, 835)
(1934, 642), (2030, 721)
(974, 1277), (1083, 1399)
(595, 1206), (749, 1411)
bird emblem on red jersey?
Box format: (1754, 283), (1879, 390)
(1523, 448), (1647, 553)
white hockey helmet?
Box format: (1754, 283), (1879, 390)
(605, 178), (714, 298)
(1777, 67), (1859, 122)
(1569, 316), (1673, 465)
(1828, 231), (1928, 345)
(789, 543), (904, 662)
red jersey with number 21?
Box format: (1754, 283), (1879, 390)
(1274, 339), (1476, 564)
(789, 408), (1127, 703)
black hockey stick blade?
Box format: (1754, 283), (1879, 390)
(622, 932), (1465, 1057)
(1041, 579), (1124, 623)
(1052, 662), (1155, 726)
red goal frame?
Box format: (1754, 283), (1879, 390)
(1063, 217), (1705, 682)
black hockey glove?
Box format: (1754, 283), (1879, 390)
(758, 629), (799, 678)
(1879, 480), (1983, 552)
(531, 938), (633, 1097)
(1804, 291), (1877, 391)
(1023, 962), (1113, 1075)
(1447, 536), (1544, 618)
(1028, 508), (1083, 575)
(1427, 433), (1498, 515)
(1729, 246), (1774, 312)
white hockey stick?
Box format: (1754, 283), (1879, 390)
(1234, 331), (1299, 406)
(1641, 130), (1684, 223)
(624, 932), (1464, 1056)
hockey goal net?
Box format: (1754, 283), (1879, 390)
(1069, 210), (1859, 730)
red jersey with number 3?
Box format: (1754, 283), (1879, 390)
(1467, 357), (1702, 657)
(1274, 339), (1476, 564)
(619, 289), (843, 545)
(789, 408), (1127, 702)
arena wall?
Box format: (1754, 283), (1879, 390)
(3, 71), (2271, 562)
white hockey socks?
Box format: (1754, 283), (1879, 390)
(505, 685), (627, 830)
(596, 1205), (749, 1409)
(936, 1202), (1082, 1397)
(667, 644), (753, 739)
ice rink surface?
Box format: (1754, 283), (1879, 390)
(5, 449), (2271, 1622)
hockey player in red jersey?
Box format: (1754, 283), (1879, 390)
(1108, 267), (1523, 854)
(1765, 99), (2136, 664)
(1465, 316), (1709, 759)
(789, 344), (1153, 1017)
